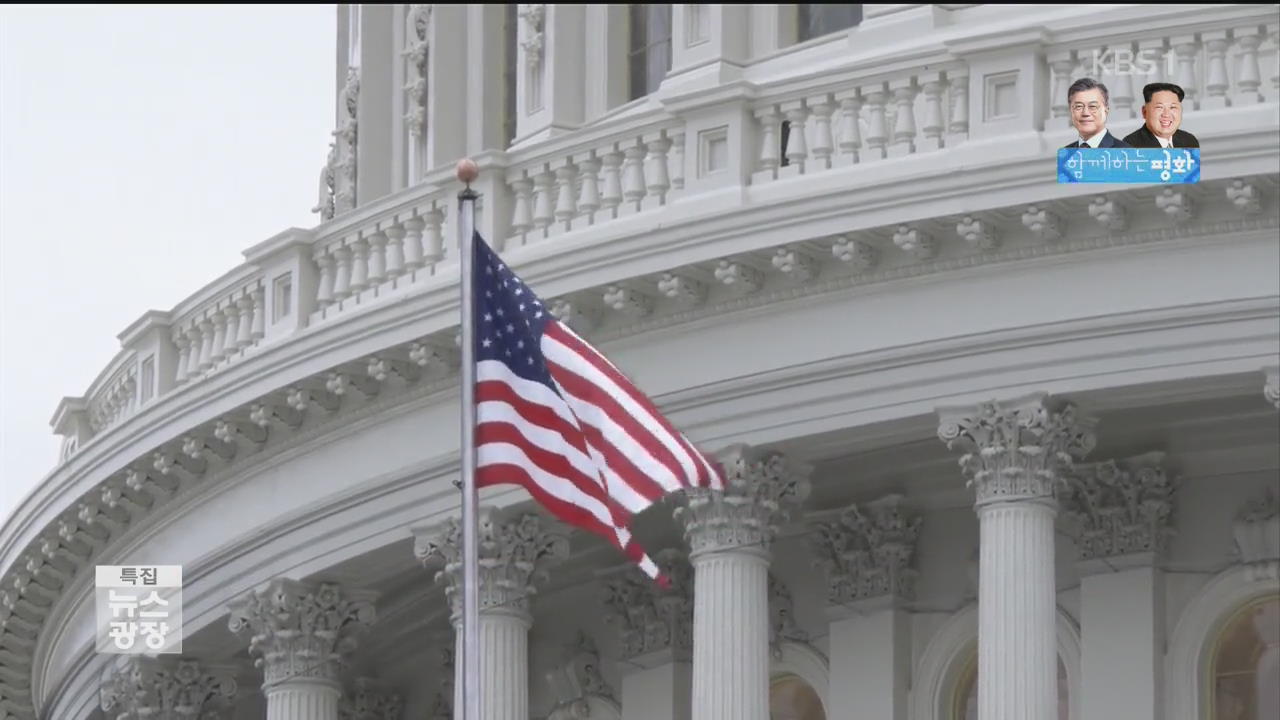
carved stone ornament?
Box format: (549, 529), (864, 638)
(313, 141), (338, 221)
(413, 508), (570, 617)
(601, 549), (693, 660)
(340, 677), (404, 720)
(226, 578), (377, 687)
(100, 656), (237, 719)
(518, 4), (546, 70)
(1234, 487), (1280, 582)
(768, 574), (809, 659)
(402, 5), (431, 137)
(544, 632), (617, 719)
(1264, 366), (1279, 410)
(1061, 451), (1175, 563)
(674, 445), (811, 556)
(937, 394), (1096, 507)
(810, 494), (922, 606)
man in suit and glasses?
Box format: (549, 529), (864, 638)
(1123, 82), (1200, 148)
(1063, 77), (1131, 149)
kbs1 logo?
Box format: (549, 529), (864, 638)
(95, 566), (184, 654)
(1088, 48), (1179, 78)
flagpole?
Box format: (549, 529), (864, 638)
(455, 157), (481, 720)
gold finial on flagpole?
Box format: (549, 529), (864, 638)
(456, 157), (480, 187)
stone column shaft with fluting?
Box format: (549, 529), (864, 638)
(674, 445), (809, 720)
(414, 508), (568, 720)
(227, 578), (377, 720)
(938, 394), (1094, 720)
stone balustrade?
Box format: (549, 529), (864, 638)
(45, 5), (1280, 471)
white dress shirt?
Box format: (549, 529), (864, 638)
(1075, 129), (1108, 148)
(1156, 134), (1173, 148)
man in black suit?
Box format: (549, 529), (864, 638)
(1123, 83), (1200, 148)
(1063, 77), (1132, 149)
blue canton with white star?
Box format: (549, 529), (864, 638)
(474, 234), (555, 387)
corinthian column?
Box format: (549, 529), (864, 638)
(674, 445), (810, 720)
(937, 394), (1095, 720)
(1062, 452), (1174, 720)
(100, 656), (238, 719)
(413, 508), (569, 720)
(227, 579), (377, 720)
(811, 494), (921, 720)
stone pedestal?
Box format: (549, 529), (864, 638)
(674, 445), (809, 720)
(938, 394), (1095, 720)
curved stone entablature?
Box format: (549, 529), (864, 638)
(6, 3), (1280, 714)
(3, 171), (1280, 719)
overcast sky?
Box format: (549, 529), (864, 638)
(0, 6), (337, 526)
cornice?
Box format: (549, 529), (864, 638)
(4, 181), (1278, 720)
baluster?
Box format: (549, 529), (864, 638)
(599, 151), (623, 218)
(644, 134), (671, 207)
(621, 141), (647, 211)
(219, 303), (240, 359)
(366, 230), (388, 286)
(576, 156), (601, 224)
(1270, 24), (1280, 94)
(946, 72), (969, 144)
(808, 94), (835, 169)
(210, 305), (229, 363)
(402, 217), (426, 272)
(1202, 30), (1231, 109)
(315, 251), (335, 308)
(553, 161), (578, 230)
(1138, 39), (1167, 87)
(235, 294), (254, 348)
(1048, 51), (1076, 127)
(888, 78), (919, 157)
(1234, 27), (1264, 105)
(862, 84), (889, 160)
(1172, 37), (1200, 110)
(185, 326), (204, 378)
(250, 287), (265, 341)
(781, 101), (809, 172)
(173, 331), (191, 385)
(1111, 45), (1136, 120)
(754, 106), (781, 180)
(332, 244), (353, 301)
(348, 235), (369, 294)
(383, 224), (406, 280)
(533, 169), (555, 233)
(668, 132), (686, 192)
(510, 176), (533, 239)
(197, 319), (216, 372)
(422, 207), (445, 264)
(834, 90), (861, 167)
(919, 75), (945, 151)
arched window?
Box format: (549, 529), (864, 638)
(950, 649), (1069, 720)
(771, 674), (826, 720)
(1209, 594), (1279, 720)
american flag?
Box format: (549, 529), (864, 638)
(472, 233), (723, 583)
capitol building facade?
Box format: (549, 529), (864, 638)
(3, 4), (1280, 720)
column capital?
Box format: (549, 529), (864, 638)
(339, 677), (404, 720)
(810, 494), (922, 608)
(937, 393), (1096, 507)
(227, 578), (377, 687)
(601, 548), (694, 662)
(100, 656), (238, 719)
(675, 445), (811, 556)
(413, 508), (570, 618)
(545, 632), (617, 718)
(1234, 487), (1280, 582)
(1062, 451), (1175, 569)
